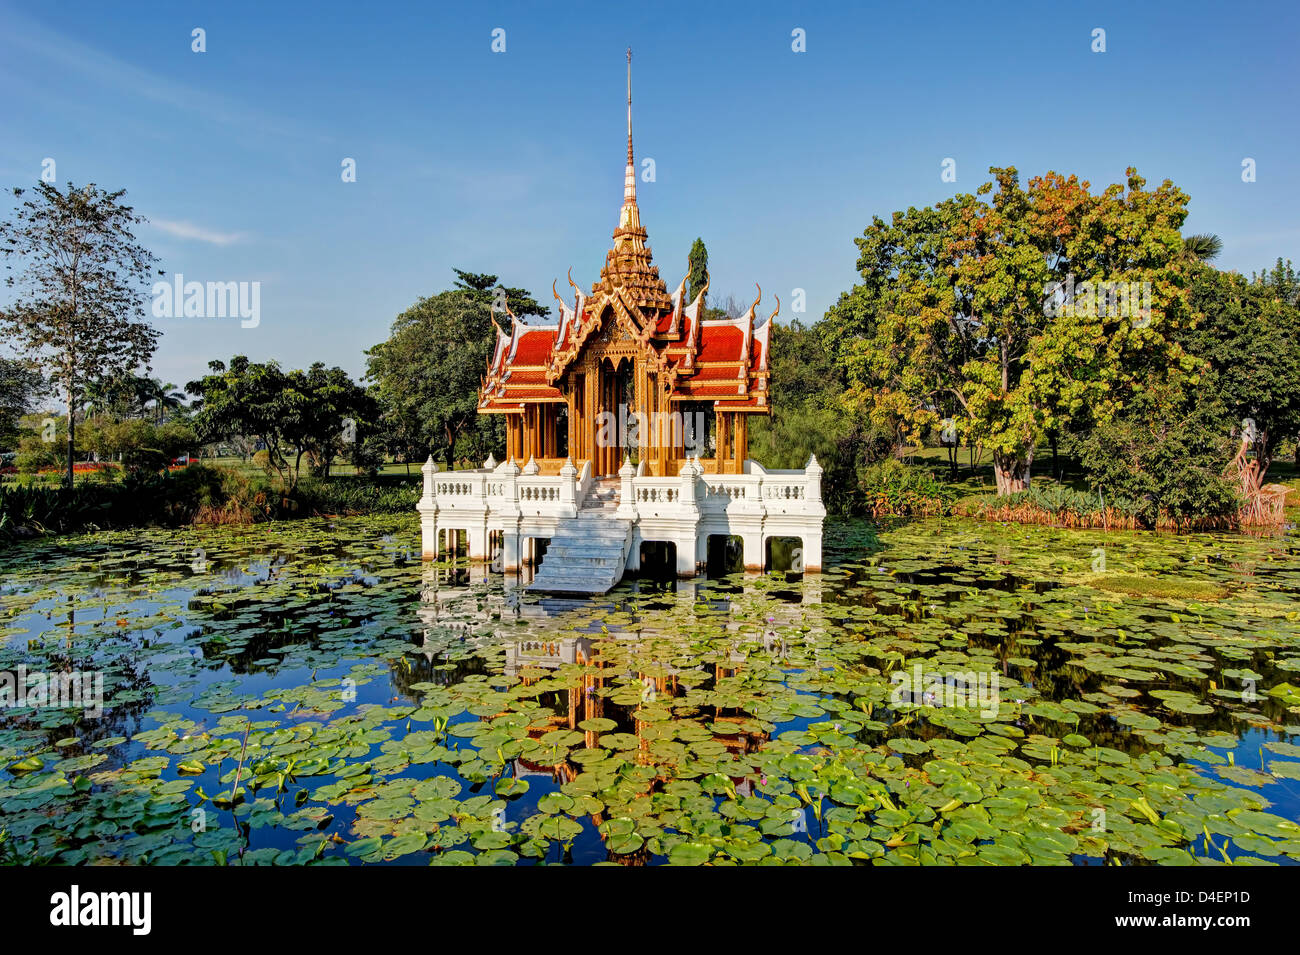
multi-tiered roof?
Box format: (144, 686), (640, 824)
(478, 55), (774, 418)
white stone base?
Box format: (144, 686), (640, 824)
(417, 454), (825, 579)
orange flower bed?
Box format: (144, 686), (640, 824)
(35, 462), (119, 475)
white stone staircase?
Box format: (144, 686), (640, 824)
(525, 480), (631, 595)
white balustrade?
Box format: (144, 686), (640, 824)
(418, 453), (824, 571)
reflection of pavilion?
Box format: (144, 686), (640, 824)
(503, 635), (595, 677)
(415, 563), (816, 858)
(417, 55), (823, 591)
(417, 566), (824, 677)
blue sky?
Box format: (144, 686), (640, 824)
(2, 0), (1297, 391)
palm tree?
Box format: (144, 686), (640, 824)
(1182, 233), (1223, 263)
(151, 380), (186, 422)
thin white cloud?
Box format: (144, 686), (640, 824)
(151, 219), (246, 246)
(0, 9), (327, 145)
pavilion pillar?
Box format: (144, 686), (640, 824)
(716, 411), (728, 474)
(736, 414), (748, 472)
(566, 390), (577, 461)
(595, 369), (604, 476)
(585, 369), (596, 469)
(602, 368), (612, 476)
(608, 368), (617, 476)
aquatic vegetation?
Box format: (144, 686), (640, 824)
(0, 515), (1298, 865)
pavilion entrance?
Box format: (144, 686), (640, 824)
(592, 354), (635, 477)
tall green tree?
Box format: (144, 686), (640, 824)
(828, 166), (1196, 493)
(1179, 261), (1300, 476)
(1069, 377), (1239, 527)
(0, 182), (160, 484)
(366, 288), (501, 470)
(297, 362), (377, 477)
(452, 269), (549, 318)
(687, 237), (709, 306)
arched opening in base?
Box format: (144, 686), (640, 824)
(765, 536), (805, 581)
(637, 540), (677, 582)
(706, 534), (744, 578)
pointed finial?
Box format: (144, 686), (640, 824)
(623, 48), (636, 208)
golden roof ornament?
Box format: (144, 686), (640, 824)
(596, 47), (672, 316)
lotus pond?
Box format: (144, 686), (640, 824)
(2, 514), (1300, 866)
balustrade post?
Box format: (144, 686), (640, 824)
(805, 453), (823, 503)
(421, 455), (438, 503)
(679, 455), (698, 507)
(559, 456), (578, 517)
(675, 456), (702, 577)
(419, 456), (439, 559)
(616, 455), (637, 519)
(499, 459), (522, 572)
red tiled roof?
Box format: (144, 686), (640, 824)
(698, 324), (743, 362)
(480, 293), (769, 413)
(513, 329), (557, 365)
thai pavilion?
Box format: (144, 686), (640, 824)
(418, 55), (825, 593)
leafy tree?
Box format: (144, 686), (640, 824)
(188, 357), (371, 491)
(367, 282), (513, 470)
(1179, 263), (1300, 476)
(452, 269), (548, 318)
(0, 358), (44, 450)
(1069, 378), (1239, 527)
(297, 362), (378, 477)
(81, 417), (196, 471)
(0, 182), (160, 484)
(829, 166), (1196, 494)
(188, 357), (292, 485)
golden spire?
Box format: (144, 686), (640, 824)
(598, 47), (671, 314)
(622, 47), (636, 215)
(624, 48), (634, 203)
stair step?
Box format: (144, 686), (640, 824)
(548, 544), (623, 557)
(526, 515), (632, 595)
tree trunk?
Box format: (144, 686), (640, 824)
(65, 386), (75, 487)
(993, 450), (1034, 495)
(1258, 428), (1273, 482)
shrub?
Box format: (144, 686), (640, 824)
(857, 458), (955, 517)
